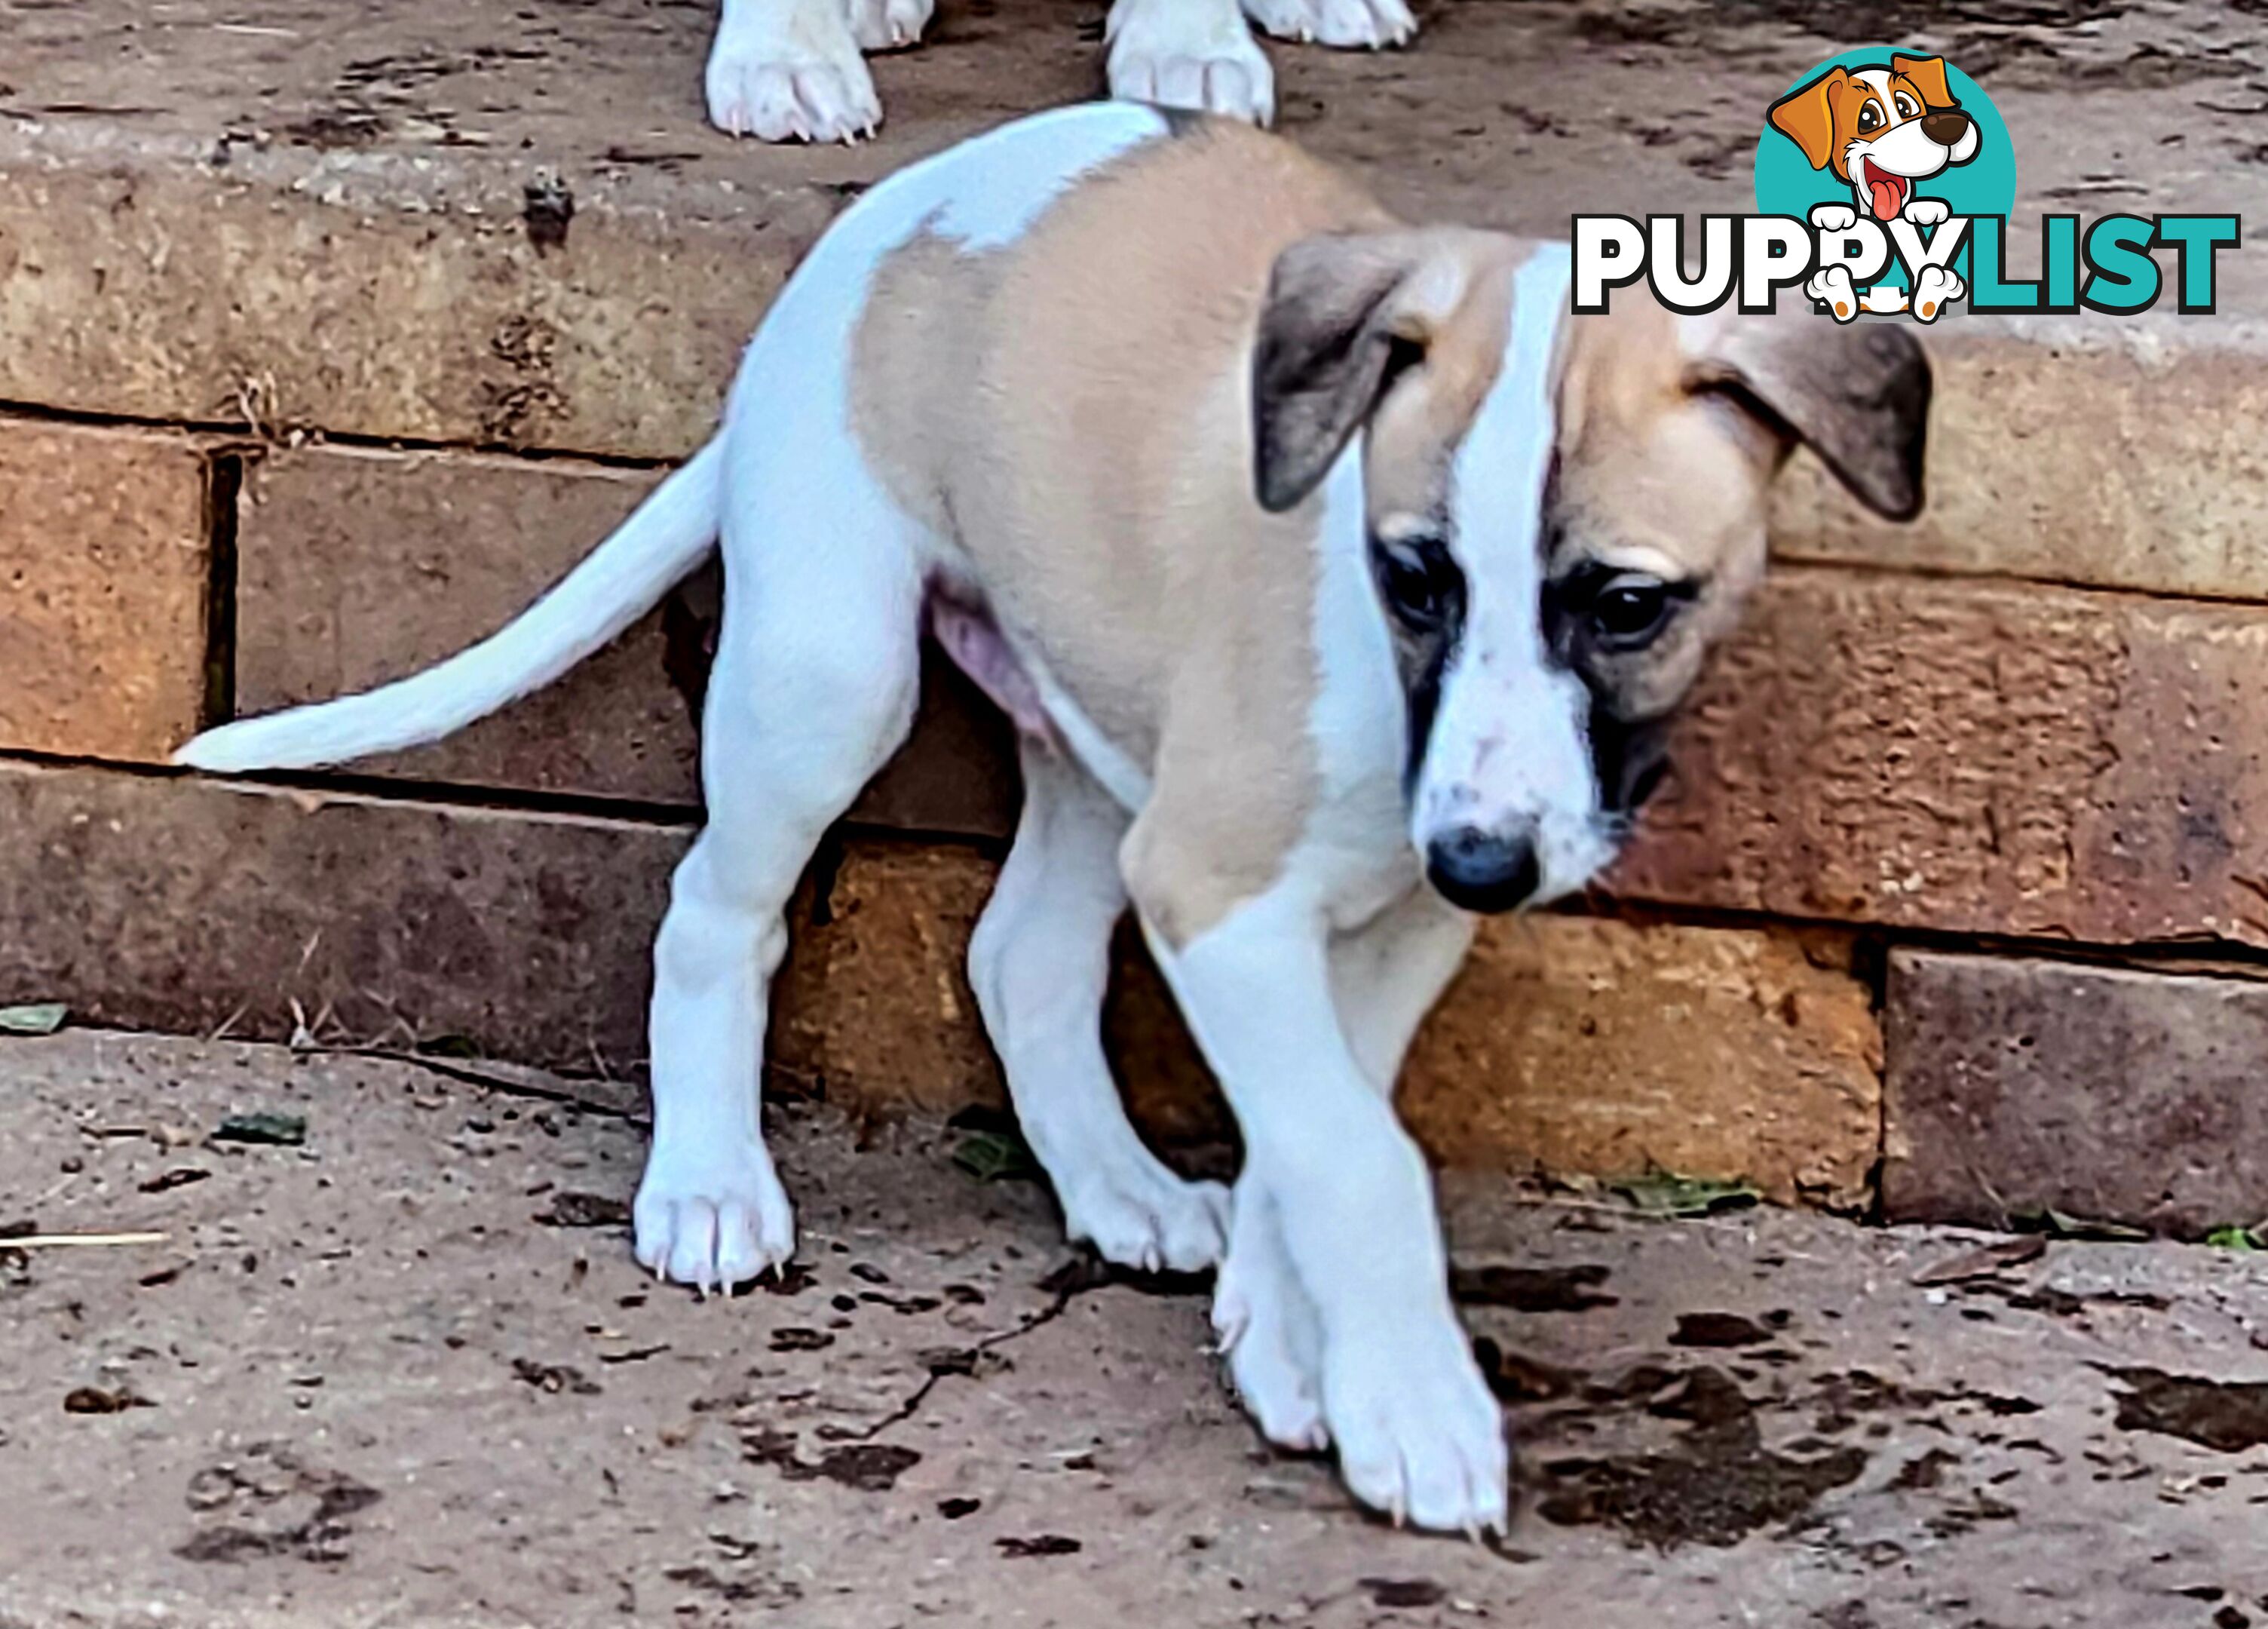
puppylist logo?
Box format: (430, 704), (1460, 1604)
(1572, 47), (2241, 323)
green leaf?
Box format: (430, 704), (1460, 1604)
(1605, 1172), (1761, 1219)
(0, 1003), (67, 1036)
(952, 1129), (1038, 1184)
(2205, 1224), (2263, 1252)
(213, 1111), (308, 1147)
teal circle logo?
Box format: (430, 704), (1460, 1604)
(1755, 48), (2015, 290)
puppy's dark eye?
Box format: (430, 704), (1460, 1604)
(1856, 101), (1883, 133)
(1587, 574), (1675, 652)
(1372, 534), (1463, 633)
(1893, 92), (1920, 119)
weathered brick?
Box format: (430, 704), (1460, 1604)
(1401, 916), (1880, 1208)
(1883, 949), (2268, 1237)
(1773, 340), (2268, 601)
(0, 759), (687, 1071)
(1, 762), (1882, 1197)
(773, 842), (1883, 1201)
(232, 442), (1019, 835)
(1614, 569), (2268, 949)
(235, 444), (694, 800)
(0, 420), (211, 761)
(0, 148), (815, 462)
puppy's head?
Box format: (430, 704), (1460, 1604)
(1769, 55), (1981, 220)
(1252, 231), (1930, 914)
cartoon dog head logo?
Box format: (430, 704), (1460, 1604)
(1767, 55), (1980, 223)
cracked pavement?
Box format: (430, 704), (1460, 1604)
(2, 1029), (2266, 1627)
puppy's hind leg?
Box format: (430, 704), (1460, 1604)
(968, 744), (1230, 1275)
(634, 482), (924, 1293)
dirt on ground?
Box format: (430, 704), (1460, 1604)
(2, 1029), (2266, 1627)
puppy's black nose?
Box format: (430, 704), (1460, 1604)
(1425, 824), (1543, 914)
(1921, 109), (1971, 146)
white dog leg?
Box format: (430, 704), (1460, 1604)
(1212, 1178), (1329, 1449)
(1239, 0), (1412, 51)
(968, 746), (1231, 1273)
(705, 0), (883, 142)
(1105, 0), (1275, 126)
(634, 513), (924, 1292)
(1141, 877), (1505, 1533)
(1213, 885), (1474, 1453)
(1329, 885), (1477, 1093)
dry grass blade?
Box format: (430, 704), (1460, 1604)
(1911, 1235), (2048, 1286)
(5, 1231), (172, 1249)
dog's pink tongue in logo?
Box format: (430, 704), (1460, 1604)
(1860, 158), (1907, 222)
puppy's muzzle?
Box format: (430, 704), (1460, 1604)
(1425, 822), (1543, 913)
(1920, 109), (1972, 148)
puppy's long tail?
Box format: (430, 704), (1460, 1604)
(175, 439), (723, 774)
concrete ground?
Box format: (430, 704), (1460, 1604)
(3, 1031), (2266, 1627)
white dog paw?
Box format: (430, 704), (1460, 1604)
(1059, 1161), (1231, 1275)
(1857, 282), (1911, 314)
(1107, 0), (1276, 124)
(1214, 1249), (1329, 1451)
(849, 0), (933, 51)
(704, 8), (881, 141)
(1322, 1316), (1509, 1534)
(1808, 201), (1859, 233)
(1911, 264), (1965, 322)
(1902, 196), (1952, 228)
(1805, 265), (1859, 322)
(1241, 0), (1414, 49)
(633, 1139), (797, 1291)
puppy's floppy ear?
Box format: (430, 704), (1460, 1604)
(1683, 317), (1932, 521)
(1767, 67), (1846, 172)
(1252, 231), (1464, 514)
(1891, 53), (1956, 109)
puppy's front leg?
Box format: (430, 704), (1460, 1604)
(1139, 882), (1506, 1533)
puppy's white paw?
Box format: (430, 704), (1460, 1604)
(1322, 1314), (1508, 1535)
(1809, 201), (1859, 233)
(1107, 0), (1276, 124)
(1060, 1159), (1231, 1275)
(1806, 265), (1860, 322)
(1912, 264), (1965, 322)
(849, 0), (933, 51)
(1857, 281), (1912, 315)
(704, 6), (881, 142)
(1902, 196), (1952, 228)
(633, 1137), (797, 1292)
(1214, 1247), (1328, 1451)
(1241, 0), (1414, 49)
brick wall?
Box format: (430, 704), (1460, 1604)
(6, 10), (2266, 1238)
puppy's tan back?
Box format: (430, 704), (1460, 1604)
(855, 119), (1394, 771)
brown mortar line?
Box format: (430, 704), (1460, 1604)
(0, 395), (685, 474)
(197, 447), (245, 733)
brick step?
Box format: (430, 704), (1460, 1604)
(0, 758), (1883, 1207)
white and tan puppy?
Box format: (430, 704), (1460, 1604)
(177, 105), (1929, 1532)
(704, 0), (1411, 141)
